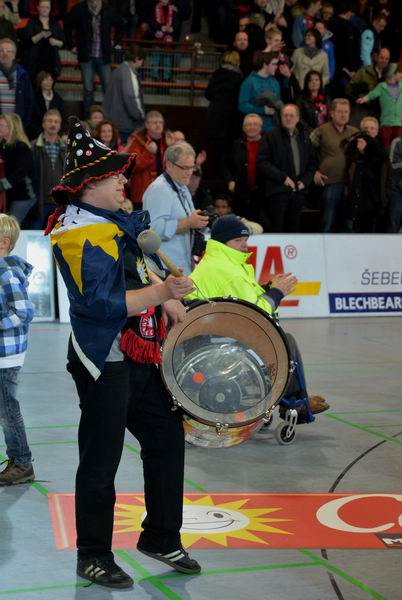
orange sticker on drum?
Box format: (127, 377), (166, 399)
(192, 371), (206, 384)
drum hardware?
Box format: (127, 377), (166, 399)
(262, 409), (273, 423)
(289, 360), (296, 373)
(215, 422), (229, 435)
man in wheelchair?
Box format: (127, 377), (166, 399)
(186, 214), (330, 423)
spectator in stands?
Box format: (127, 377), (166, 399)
(314, 19), (335, 80)
(291, 0), (322, 49)
(357, 63), (402, 149)
(224, 113), (264, 223)
(282, 0), (298, 48)
(257, 103), (316, 232)
(0, 0), (19, 40)
(19, 0), (64, 82)
(360, 12), (387, 67)
(31, 108), (65, 228)
(186, 165), (214, 212)
(86, 104), (105, 134)
(232, 31), (253, 77)
(328, 2), (358, 96)
(263, 26), (285, 53)
(125, 110), (167, 208)
(93, 119), (123, 151)
(165, 130), (207, 169)
(2, 0), (17, 24)
(213, 193), (264, 234)
(147, 0), (179, 83)
(310, 98), (358, 232)
(346, 47), (390, 101)
(64, 0), (124, 115)
(298, 69), (329, 131)
(143, 142), (209, 275)
(239, 51), (283, 132)
(205, 50), (243, 173)
(388, 133), (402, 232)
(0, 113), (36, 224)
(253, 0), (285, 28)
(343, 115), (388, 232)
(103, 44), (146, 144)
(321, 2), (334, 26)
(107, 0), (138, 39)
(291, 29), (330, 91)
(0, 38), (33, 128)
(30, 71), (65, 139)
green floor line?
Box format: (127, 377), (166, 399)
(0, 583), (88, 596)
(329, 409), (402, 415)
(324, 414), (402, 446)
(116, 550), (183, 600)
(366, 424), (402, 428)
(159, 561), (319, 580)
(299, 549), (389, 600)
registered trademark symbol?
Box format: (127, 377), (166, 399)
(284, 245), (297, 259)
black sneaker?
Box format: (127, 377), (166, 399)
(137, 545), (201, 574)
(77, 558), (134, 588)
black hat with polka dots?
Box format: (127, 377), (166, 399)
(51, 116), (136, 205)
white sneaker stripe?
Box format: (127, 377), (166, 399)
(162, 550), (186, 561)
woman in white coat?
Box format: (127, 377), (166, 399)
(291, 29), (329, 91)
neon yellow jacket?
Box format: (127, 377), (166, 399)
(187, 239), (274, 315)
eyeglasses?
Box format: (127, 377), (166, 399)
(171, 162), (196, 172)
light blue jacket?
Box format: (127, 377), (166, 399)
(142, 173), (195, 275)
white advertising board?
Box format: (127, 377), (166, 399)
(324, 235), (402, 317)
(248, 234), (329, 318)
(14, 231), (55, 322)
(54, 233), (402, 322)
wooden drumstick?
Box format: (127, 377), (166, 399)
(137, 229), (183, 276)
(137, 229), (213, 302)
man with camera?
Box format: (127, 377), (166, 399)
(143, 142), (209, 275)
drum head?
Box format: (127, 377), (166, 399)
(161, 298), (290, 428)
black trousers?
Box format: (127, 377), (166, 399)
(67, 359), (185, 560)
(266, 191), (305, 233)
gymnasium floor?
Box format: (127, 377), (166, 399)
(0, 316), (401, 600)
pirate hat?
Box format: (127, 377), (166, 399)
(51, 116), (136, 205)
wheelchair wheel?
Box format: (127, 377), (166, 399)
(275, 423), (296, 445)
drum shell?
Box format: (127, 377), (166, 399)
(161, 298), (291, 435)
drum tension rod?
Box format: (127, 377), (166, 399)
(215, 422), (229, 435)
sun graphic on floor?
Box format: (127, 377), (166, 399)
(114, 495), (293, 547)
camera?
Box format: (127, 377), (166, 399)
(203, 204), (219, 228)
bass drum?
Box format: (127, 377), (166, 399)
(161, 298), (291, 448)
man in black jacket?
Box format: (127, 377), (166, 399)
(64, 0), (124, 115)
(257, 103), (316, 232)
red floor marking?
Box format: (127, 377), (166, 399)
(48, 492), (402, 550)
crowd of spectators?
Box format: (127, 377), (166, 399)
(0, 0), (401, 240)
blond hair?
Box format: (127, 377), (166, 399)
(0, 213), (20, 250)
(265, 26), (282, 42)
(0, 113), (30, 147)
(222, 50), (240, 67)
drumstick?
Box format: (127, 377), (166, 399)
(137, 229), (182, 276)
(137, 229), (212, 302)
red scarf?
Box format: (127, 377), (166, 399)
(155, 3), (174, 28)
(310, 93), (328, 126)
